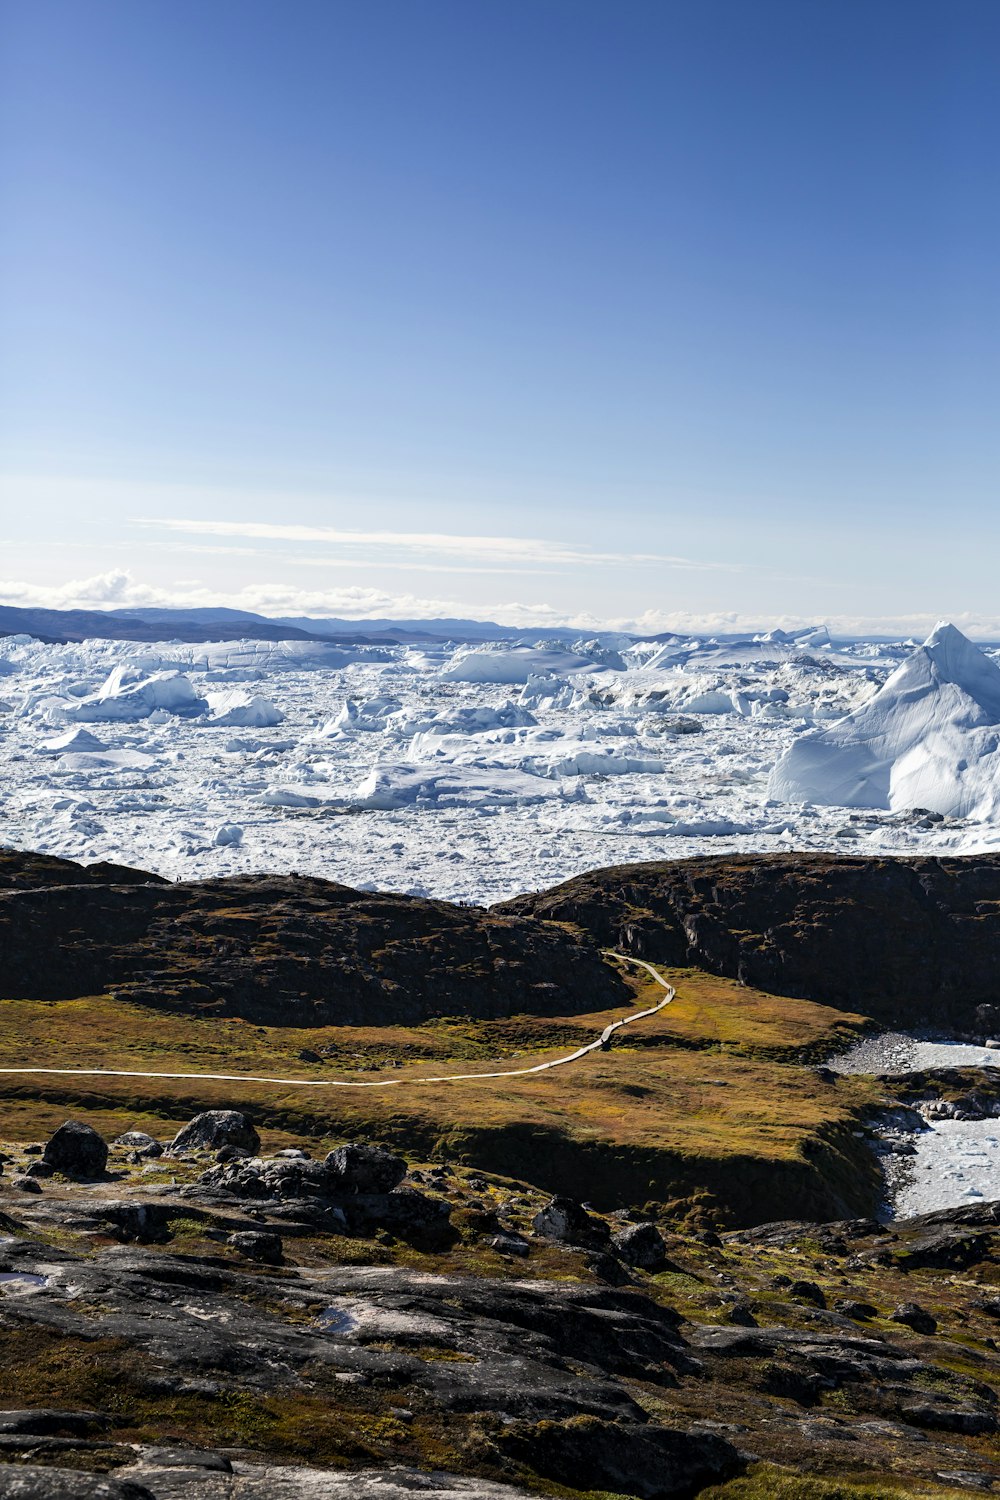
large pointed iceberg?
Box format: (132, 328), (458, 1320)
(768, 622), (1000, 817)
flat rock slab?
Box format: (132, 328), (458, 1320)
(120, 1464), (541, 1499)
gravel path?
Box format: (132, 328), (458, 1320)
(0, 952), (673, 1092)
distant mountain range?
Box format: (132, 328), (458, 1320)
(1, 603), (919, 651)
(0, 602), (566, 646)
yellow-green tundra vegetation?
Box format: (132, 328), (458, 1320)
(0, 961), (882, 1226)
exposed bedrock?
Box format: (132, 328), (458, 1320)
(501, 852), (1000, 1029)
(0, 851), (626, 1024)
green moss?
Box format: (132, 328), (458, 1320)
(703, 1467), (975, 1500)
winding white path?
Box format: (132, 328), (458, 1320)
(0, 953), (674, 1092)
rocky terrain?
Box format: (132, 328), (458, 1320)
(2, 1113), (1000, 1498)
(503, 853), (1000, 1032)
(1, 848), (1000, 1494)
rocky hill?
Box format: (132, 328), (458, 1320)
(3, 849), (1000, 1494)
(500, 853), (1000, 1032)
(0, 851), (626, 1024)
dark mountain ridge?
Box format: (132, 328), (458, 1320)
(501, 852), (1000, 1032)
(0, 851), (626, 1024)
(4, 848), (1000, 1034)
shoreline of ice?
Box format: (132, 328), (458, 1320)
(832, 1031), (1000, 1220)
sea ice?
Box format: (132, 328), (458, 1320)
(351, 761), (584, 810)
(0, 626), (995, 903)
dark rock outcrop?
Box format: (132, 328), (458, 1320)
(496, 1414), (740, 1498)
(325, 1143), (407, 1195)
(4, 1167), (1000, 1493)
(501, 852), (1000, 1029)
(0, 1469), (153, 1499)
(0, 856), (626, 1024)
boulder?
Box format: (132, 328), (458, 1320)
(532, 1196), (610, 1249)
(113, 1132), (163, 1159)
(324, 1143), (407, 1194)
(611, 1221), (671, 1271)
(169, 1111), (260, 1156)
(890, 1302), (937, 1335)
(42, 1121), (108, 1179)
(488, 1233), (530, 1258)
(228, 1231), (283, 1265)
(834, 1299), (877, 1321)
(788, 1279), (827, 1308)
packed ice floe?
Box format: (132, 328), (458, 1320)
(834, 1032), (1000, 1218)
(2, 623), (1000, 903)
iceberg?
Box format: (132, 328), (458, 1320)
(351, 761), (582, 810)
(203, 689), (284, 727)
(439, 646), (599, 684)
(38, 727), (108, 755)
(768, 622), (1000, 817)
(67, 667), (208, 722)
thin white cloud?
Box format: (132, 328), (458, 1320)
(161, 542), (564, 577)
(135, 517), (742, 572)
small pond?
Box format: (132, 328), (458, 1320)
(315, 1304), (356, 1334)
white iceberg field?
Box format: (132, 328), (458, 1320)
(2, 624), (1000, 903)
(769, 622), (1000, 818)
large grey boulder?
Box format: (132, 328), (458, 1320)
(169, 1111), (260, 1156)
(611, 1221), (671, 1271)
(228, 1230), (283, 1265)
(42, 1121), (108, 1179)
(324, 1143), (407, 1194)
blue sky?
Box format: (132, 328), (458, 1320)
(2, 0), (999, 634)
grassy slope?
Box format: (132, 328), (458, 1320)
(0, 965), (882, 1225)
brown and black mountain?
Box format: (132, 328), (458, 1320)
(0, 851), (626, 1024)
(501, 852), (1000, 1030)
